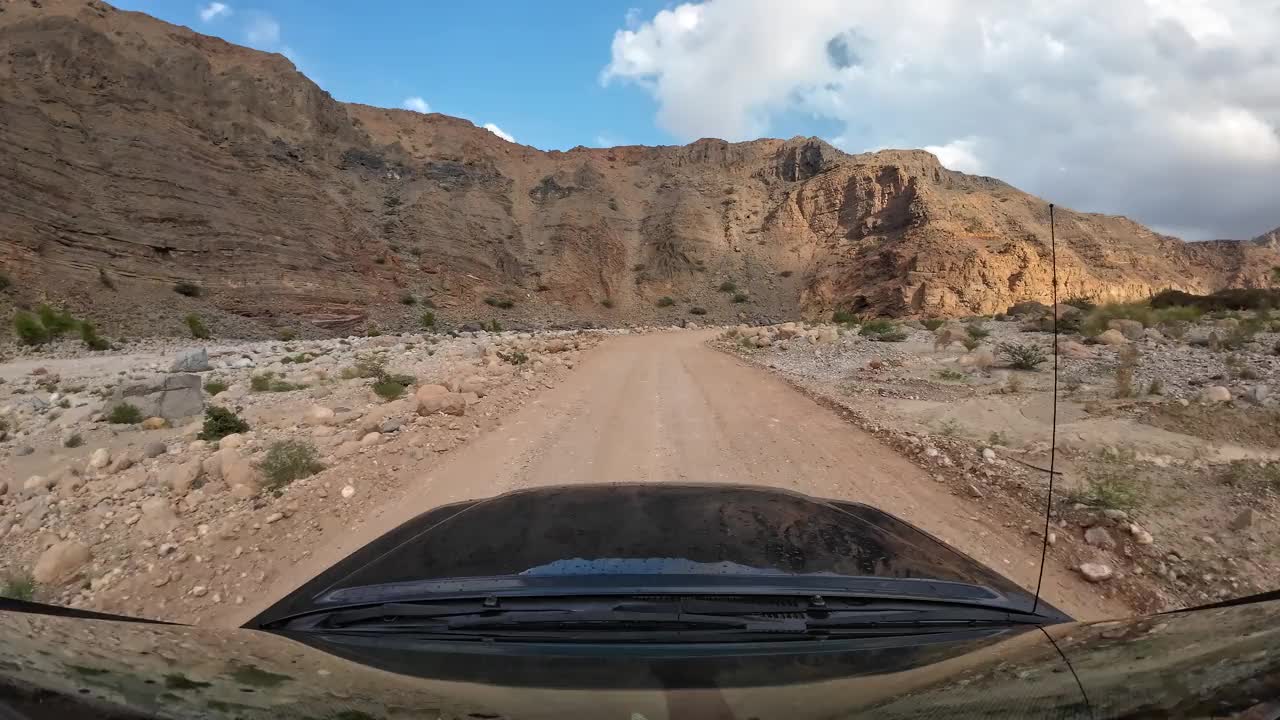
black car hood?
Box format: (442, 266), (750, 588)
(252, 484), (1056, 626)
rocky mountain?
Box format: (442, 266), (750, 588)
(2, 0), (1277, 338)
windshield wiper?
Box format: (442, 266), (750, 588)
(282, 595), (1047, 637)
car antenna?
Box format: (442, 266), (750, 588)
(1031, 203), (1059, 616)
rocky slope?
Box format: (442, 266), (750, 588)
(2, 0), (1277, 339)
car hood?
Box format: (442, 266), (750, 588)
(252, 484), (1056, 625)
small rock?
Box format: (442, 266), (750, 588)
(1229, 508), (1254, 531)
(304, 405), (335, 426)
(14, 445), (35, 457)
(190, 585), (208, 597)
(981, 448), (997, 462)
(341, 485), (356, 499)
(379, 418), (402, 434)
(360, 432), (382, 446)
(1084, 526), (1115, 549)
(1200, 385), (1231, 404)
(1095, 329), (1128, 346)
(138, 498), (179, 535)
(1129, 523), (1154, 545)
(1079, 563), (1113, 582)
(143, 441), (168, 458)
(264, 512), (283, 524)
(33, 540), (92, 584)
(87, 448), (111, 469)
(141, 417), (169, 430)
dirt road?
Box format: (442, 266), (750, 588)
(225, 330), (1129, 626)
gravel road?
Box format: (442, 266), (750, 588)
(225, 330), (1128, 626)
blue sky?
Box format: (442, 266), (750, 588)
(110, 1), (711, 151)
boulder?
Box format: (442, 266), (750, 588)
(1107, 319), (1146, 340)
(417, 389), (467, 416)
(106, 451), (137, 475)
(143, 441), (167, 458)
(138, 498), (179, 535)
(169, 348), (211, 373)
(161, 459), (204, 494)
(304, 405), (336, 426)
(33, 540), (91, 584)
(1057, 339), (1093, 359)
(201, 452), (224, 482)
(1084, 526), (1116, 549)
(220, 451), (262, 495)
(23, 475), (53, 494)
(1078, 563), (1113, 583)
(453, 375), (490, 397)
(87, 448), (111, 470)
(219, 433), (245, 450)
(358, 400), (410, 434)
(1095, 329), (1128, 346)
(360, 432), (382, 446)
(107, 374), (203, 420)
(1200, 385), (1232, 404)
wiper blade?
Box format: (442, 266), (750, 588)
(292, 595), (1047, 635)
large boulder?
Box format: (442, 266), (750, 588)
(220, 450), (262, 496)
(418, 391), (467, 417)
(138, 498), (179, 535)
(1095, 329), (1129, 346)
(161, 459), (204, 494)
(106, 374), (203, 420)
(169, 348), (211, 373)
(33, 540), (91, 584)
(1200, 385), (1232, 404)
(1107, 319), (1146, 340)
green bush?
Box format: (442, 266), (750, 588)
(258, 440), (324, 490)
(922, 318), (945, 331)
(1069, 468), (1144, 511)
(997, 341), (1048, 370)
(372, 378), (407, 400)
(204, 380), (228, 396)
(400, 293), (417, 306)
(718, 280), (737, 293)
(1081, 302), (1153, 336)
(197, 406), (250, 441)
(0, 273), (10, 291)
(79, 321), (110, 351)
(276, 329), (297, 341)
(601, 299), (615, 308)
(731, 292), (749, 303)
(365, 323), (381, 337)
(689, 306), (708, 316)
(63, 433), (83, 448)
(484, 296), (514, 309)
(0, 571), (36, 601)
(185, 314), (210, 339)
(107, 403), (143, 424)
(13, 311), (49, 346)
(420, 311), (436, 329)
(965, 323), (990, 340)
(832, 309), (859, 325)
(484, 319), (503, 333)
(1062, 296), (1096, 313)
(37, 304), (77, 336)
(656, 296), (675, 307)
(250, 372), (302, 393)
(1151, 287), (1280, 312)
(961, 337), (981, 351)
(173, 282), (201, 297)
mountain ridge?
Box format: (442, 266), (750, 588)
(1, 0), (1277, 338)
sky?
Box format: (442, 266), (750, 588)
(111, 1), (1280, 241)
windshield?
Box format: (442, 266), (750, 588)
(3, 0), (1280, 717)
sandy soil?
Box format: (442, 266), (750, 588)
(224, 330), (1127, 627)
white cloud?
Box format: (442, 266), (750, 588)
(594, 134), (621, 147)
(402, 96), (431, 113)
(198, 2), (230, 22)
(604, 0), (1280, 239)
(244, 13), (280, 46)
(483, 123), (516, 143)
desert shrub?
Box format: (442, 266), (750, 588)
(656, 296), (675, 307)
(107, 403), (143, 424)
(484, 296), (514, 309)
(485, 319), (503, 333)
(498, 349), (528, 365)
(365, 323), (381, 337)
(1003, 375), (1025, 394)
(966, 323), (990, 340)
(601, 299), (615, 308)
(258, 440), (324, 490)
(1151, 287), (1280, 312)
(185, 314), (210, 339)
(0, 273), (9, 291)
(98, 267), (115, 289)
(779, 270), (794, 278)
(632, 263), (646, 272)
(689, 307), (708, 316)
(36, 304), (77, 337)
(204, 380), (228, 396)
(1081, 302), (1153, 336)
(922, 319), (945, 331)
(961, 336), (981, 351)
(1147, 377), (1164, 396)
(988, 430), (1009, 446)
(935, 369), (967, 382)
(372, 378), (407, 400)
(197, 406), (249, 441)
(731, 293), (749, 303)
(861, 319), (907, 342)
(1069, 469), (1144, 511)
(173, 282), (201, 297)
(832, 309), (860, 325)
(937, 419), (962, 437)
(998, 342), (1047, 370)
(276, 329), (297, 341)
(420, 311), (436, 329)
(63, 433), (83, 448)
(1152, 305), (1203, 325)
(13, 311), (49, 346)
(79, 321), (110, 351)
(1218, 461), (1280, 490)
(1063, 296), (1096, 313)
(249, 374), (271, 392)
(400, 293), (417, 306)
(1055, 313), (1083, 333)
(0, 571), (36, 601)
(718, 280), (737, 293)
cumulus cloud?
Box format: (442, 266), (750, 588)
(603, 0), (1280, 239)
(198, 2), (230, 22)
(244, 12), (281, 46)
(483, 123), (516, 143)
(402, 97), (431, 113)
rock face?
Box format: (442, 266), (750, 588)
(107, 375), (203, 420)
(169, 348), (210, 373)
(2, 0), (1278, 332)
